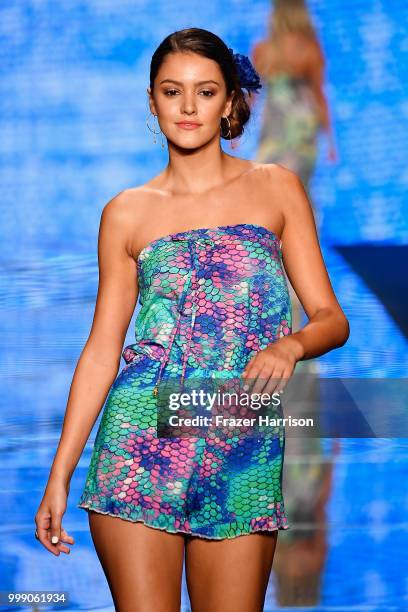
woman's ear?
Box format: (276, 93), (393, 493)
(146, 88), (156, 115)
(225, 90), (235, 116)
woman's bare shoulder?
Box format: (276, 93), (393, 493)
(247, 163), (301, 235)
(96, 187), (160, 257)
(260, 163), (307, 212)
(259, 162), (301, 189)
(295, 34), (324, 68)
(106, 183), (175, 258)
(251, 38), (270, 55)
(101, 185), (160, 225)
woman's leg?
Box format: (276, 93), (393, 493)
(88, 510), (185, 612)
(185, 530), (279, 612)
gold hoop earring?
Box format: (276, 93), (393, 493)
(221, 116), (233, 149)
(146, 112), (166, 149)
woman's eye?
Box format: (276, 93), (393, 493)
(163, 89), (214, 97)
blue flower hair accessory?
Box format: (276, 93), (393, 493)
(228, 47), (262, 94)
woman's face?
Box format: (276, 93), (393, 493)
(148, 51), (234, 149)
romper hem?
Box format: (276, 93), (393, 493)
(77, 497), (290, 541)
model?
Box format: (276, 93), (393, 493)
(35, 27), (349, 612)
(251, 0), (337, 337)
(252, 0), (337, 199)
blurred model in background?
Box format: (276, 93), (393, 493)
(252, 0), (336, 207)
(251, 3), (340, 606)
(251, 0), (338, 334)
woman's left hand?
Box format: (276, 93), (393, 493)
(241, 336), (304, 397)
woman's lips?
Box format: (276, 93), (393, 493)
(176, 122), (202, 130)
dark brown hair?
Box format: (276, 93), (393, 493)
(149, 27), (251, 140)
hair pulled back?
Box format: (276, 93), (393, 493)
(149, 27), (252, 140)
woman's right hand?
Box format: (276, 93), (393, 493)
(34, 478), (75, 556)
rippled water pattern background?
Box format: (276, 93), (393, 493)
(1, 0), (407, 610)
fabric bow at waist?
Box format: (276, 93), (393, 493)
(151, 234), (216, 398)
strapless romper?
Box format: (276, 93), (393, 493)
(77, 223), (292, 539)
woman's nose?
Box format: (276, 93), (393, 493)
(180, 95), (197, 114)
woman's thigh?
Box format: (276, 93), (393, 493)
(185, 530), (279, 612)
(88, 511), (185, 612)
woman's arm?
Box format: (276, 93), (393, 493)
(35, 191), (138, 556)
(242, 165), (349, 394)
(278, 166), (349, 358)
(307, 43), (337, 160)
(49, 191), (139, 486)
(35, 190), (140, 555)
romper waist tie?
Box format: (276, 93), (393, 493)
(152, 235), (216, 397)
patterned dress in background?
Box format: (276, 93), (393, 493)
(77, 223), (292, 540)
(256, 72), (321, 198)
(256, 71), (321, 332)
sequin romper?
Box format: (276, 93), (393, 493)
(77, 223), (292, 539)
